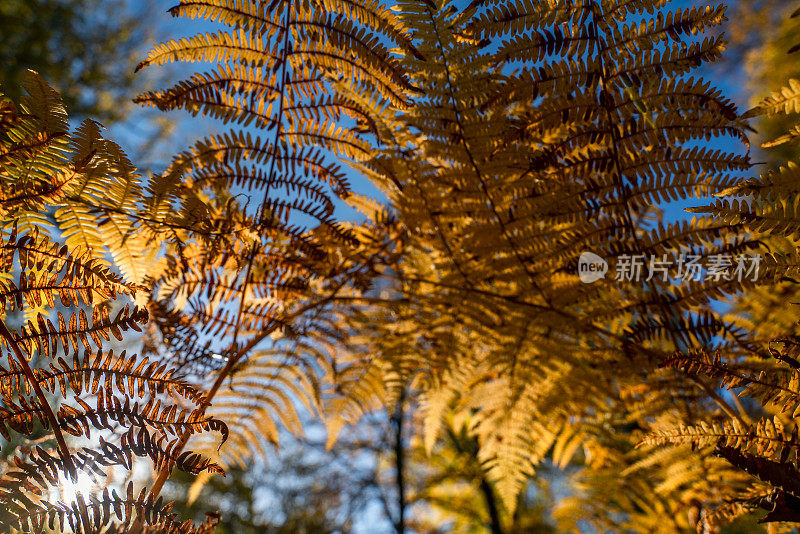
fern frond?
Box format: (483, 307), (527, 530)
(666, 348), (800, 418)
(57, 389), (228, 442)
(641, 417), (795, 460)
(0, 68), (227, 532)
(12, 305), (148, 359)
(743, 78), (800, 118)
(4, 483), (217, 534)
(716, 445), (800, 499)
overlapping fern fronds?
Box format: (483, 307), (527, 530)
(0, 70), (160, 285)
(333, 0), (764, 516)
(116, 0), (800, 530)
(130, 0), (420, 491)
(0, 72), (226, 533)
(641, 59), (800, 528)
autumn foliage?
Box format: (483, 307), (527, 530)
(2, 1), (800, 532)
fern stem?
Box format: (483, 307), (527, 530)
(391, 389), (406, 534)
(479, 477), (504, 534)
(0, 319), (93, 531)
(687, 373), (745, 423)
(445, 424), (505, 534)
(729, 388), (754, 425)
(0, 320), (75, 473)
(145, 272), (359, 502)
(144, 333), (278, 502)
(232, 0), (292, 351)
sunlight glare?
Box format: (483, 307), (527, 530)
(50, 471), (95, 505)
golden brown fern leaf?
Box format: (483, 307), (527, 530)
(0, 72), (158, 286)
(185, 216), (403, 467)
(132, 0), (417, 361)
(665, 59), (800, 528)
(4, 480), (220, 534)
(639, 335), (800, 527)
(0, 75), (225, 534)
(130, 1), (419, 483)
(348, 0), (762, 516)
(0, 235), (224, 534)
(691, 79), (800, 275)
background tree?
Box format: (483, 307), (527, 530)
(0, 0), (151, 122)
(166, 426), (385, 534)
(404, 416), (557, 534)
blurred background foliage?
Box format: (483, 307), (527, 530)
(727, 0), (800, 163)
(0, 0), (145, 122)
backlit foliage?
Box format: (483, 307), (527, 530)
(345, 0), (764, 522)
(130, 0), (416, 495)
(6, 0), (800, 532)
(132, 0), (800, 531)
(0, 72), (225, 533)
(649, 50), (800, 527)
